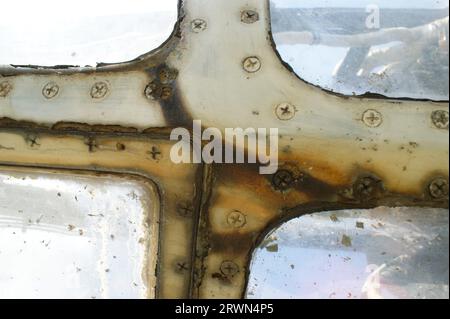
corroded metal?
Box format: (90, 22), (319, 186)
(0, 0), (448, 300)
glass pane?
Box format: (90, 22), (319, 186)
(0, 169), (157, 299)
(271, 0), (449, 100)
(0, 0), (178, 66)
(247, 207), (449, 299)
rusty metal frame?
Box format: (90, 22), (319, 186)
(0, 0), (448, 299)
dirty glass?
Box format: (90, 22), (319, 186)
(246, 207), (449, 299)
(0, 169), (157, 299)
(270, 0), (449, 100)
(0, 0), (178, 66)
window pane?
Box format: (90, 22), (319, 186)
(0, 169), (158, 299)
(247, 207), (449, 299)
(271, 0), (449, 100)
(0, 0), (178, 66)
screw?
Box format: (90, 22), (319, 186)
(353, 176), (382, 199)
(90, 82), (109, 99)
(177, 202), (193, 217)
(272, 170), (295, 191)
(362, 109), (383, 128)
(0, 81), (12, 97)
(227, 211), (246, 228)
(220, 261), (239, 277)
(191, 19), (207, 33)
(160, 86), (173, 100)
(241, 10), (259, 24)
(159, 68), (178, 84)
(431, 110), (449, 130)
(144, 82), (172, 101)
(42, 82), (59, 99)
(147, 146), (162, 160)
(144, 82), (156, 100)
(243, 56), (261, 73)
(84, 137), (98, 152)
(429, 178), (449, 199)
(25, 134), (40, 148)
(275, 103), (296, 121)
(175, 261), (189, 273)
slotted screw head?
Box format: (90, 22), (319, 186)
(243, 56), (261, 73)
(275, 103), (296, 121)
(191, 19), (207, 33)
(429, 178), (449, 199)
(241, 10), (259, 24)
(220, 261), (239, 277)
(431, 110), (449, 129)
(227, 211), (246, 228)
(0, 81), (12, 97)
(362, 109), (383, 128)
(90, 81), (109, 99)
(42, 82), (60, 99)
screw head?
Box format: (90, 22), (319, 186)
(177, 201), (193, 218)
(25, 134), (40, 148)
(431, 110), (449, 130)
(362, 109), (383, 128)
(90, 81), (109, 99)
(243, 56), (261, 73)
(353, 176), (383, 199)
(272, 170), (295, 191)
(175, 261), (189, 273)
(227, 211), (246, 228)
(0, 81), (12, 97)
(275, 103), (296, 121)
(191, 19), (207, 33)
(220, 261), (239, 277)
(429, 178), (449, 199)
(42, 82), (60, 99)
(241, 10), (259, 24)
(144, 82), (156, 100)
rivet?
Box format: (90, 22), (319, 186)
(241, 10), (259, 24)
(275, 103), (296, 121)
(0, 81), (12, 97)
(227, 211), (246, 228)
(362, 109), (383, 128)
(429, 178), (449, 199)
(220, 261), (239, 277)
(431, 110), (449, 130)
(243, 56), (261, 73)
(272, 170), (295, 191)
(90, 81), (109, 99)
(191, 19), (207, 33)
(42, 82), (60, 99)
